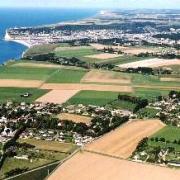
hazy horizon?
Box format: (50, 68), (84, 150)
(0, 0), (180, 9)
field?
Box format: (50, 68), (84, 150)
(58, 113), (92, 125)
(0, 66), (55, 80)
(67, 90), (120, 106)
(41, 83), (133, 92)
(19, 139), (77, 153)
(36, 90), (79, 104)
(81, 70), (131, 84)
(160, 77), (180, 82)
(48, 151), (180, 180)
(85, 120), (165, 159)
(118, 58), (180, 68)
(0, 79), (43, 88)
(46, 69), (88, 83)
(149, 126), (180, 151)
(85, 53), (121, 60)
(54, 46), (99, 58)
(0, 87), (49, 103)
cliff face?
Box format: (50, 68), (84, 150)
(4, 30), (12, 41)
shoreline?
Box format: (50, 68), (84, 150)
(4, 31), (32, 48)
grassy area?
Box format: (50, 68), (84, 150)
(46, 69), (88, 83)
(67, 90), (119, 106)
(0, 88), (49, 103)
(149, 126), (180, 151)
(133, 88), (169, 100)
(24, 44), (60, 57)
(19, 139), (77, 153)
(0, 66), (56, 80)
(0, 139), (77, 179)
(55, 46), (99, 59)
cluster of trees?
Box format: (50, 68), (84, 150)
(90, 116), (129, 137)
(24, 52), (116, 71)
(169, 90), (180, 100)
(118, 95), (148, 113)
(124, 67), (172, 75)
(5, 168), (29, 178)
(102, 47), (122, 54)
(150, 137), (180, 145)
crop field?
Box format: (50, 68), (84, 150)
(41, 83), (133, 92)
(81, 70), (131, 84)
(85, 120), (165, 159)
(85, 53), (122, 60)
(67, 90), (119, 106)
(149, 126), (180, 151)
(54, 46), (99, 58)
(36, 90), (79, 104)
(58, 113), (92, 125)
(118, 58), (180, 68)
(48, 151), (180, 180)
(19, 139), (77, 153)
(0, 66), (55, 80)
(0, 87), (49, 103)
(160, 77), (180, 82)
(46, 69), (88, 83)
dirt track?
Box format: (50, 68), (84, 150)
(35, 90), (79, 104)
(40, 83), (133, 92)
(0, 79), (43, 88)
(81, 70), (131, 84)
(48, 151), (180, 180)
(85, 120), (165, 159)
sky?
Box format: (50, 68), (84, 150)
(0, 0), (180, 9)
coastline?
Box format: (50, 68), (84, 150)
(4, 30), (32, 48)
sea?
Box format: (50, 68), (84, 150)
(0, 8), (97, 64)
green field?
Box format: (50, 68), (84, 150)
(0, 88), (49, 103)
(149, 126), (180, 151)
(55, 46), (99, 59)
(46, 69), (87, 83)
(67, 90), (119, 106)
(0, 66), (56, 80)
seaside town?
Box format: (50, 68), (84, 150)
(0, 8), (180, 180)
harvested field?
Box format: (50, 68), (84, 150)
(85, 120), (165, 159)
(81, 70), (131, 84)
(85, 53), (121, 60)
(90, 43), (127, 50)
(122, 48), (157, 55)
(40, 83), (133, 93)
(19, 139), (76, 153)
(160, 77), (180, 82)
(0, 79), (43, 88)
(36, 90), (79, 104)
(12, 62), (62, 69)
(48, 151), (180, 180)
(118, 58), (180, 68)
(58, 113), (92, 125)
